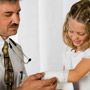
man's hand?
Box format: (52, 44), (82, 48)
(15, 72), (57, 90)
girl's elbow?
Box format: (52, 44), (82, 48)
(69, 71), (81, 82)
(73, 77), (80, 82)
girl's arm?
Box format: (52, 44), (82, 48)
(68, 58), (90, 82)
(43, 58), (90, 83)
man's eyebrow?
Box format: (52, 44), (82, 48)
(4, 8), (21, 13)
(18, 8), (21, 12)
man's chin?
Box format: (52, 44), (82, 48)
(9, 32), (17, 36)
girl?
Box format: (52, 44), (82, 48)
(43, 0), (90, 90)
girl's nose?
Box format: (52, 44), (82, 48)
(71, 33), (79, 40)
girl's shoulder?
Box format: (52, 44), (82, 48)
(84, 48), (90, 52)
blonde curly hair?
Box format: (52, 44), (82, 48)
(63, 0), (90, 51)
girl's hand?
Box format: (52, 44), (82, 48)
(63, 65), (65, 70)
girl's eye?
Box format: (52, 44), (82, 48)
(68, 30), (73, 33)
(78, 33), (85, 36)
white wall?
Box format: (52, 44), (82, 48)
(18, 0), (40, 75)
(39, 0), (64, 72)
(11, 0), (79, 75)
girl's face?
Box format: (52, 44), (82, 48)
(68, 19), (88, 50)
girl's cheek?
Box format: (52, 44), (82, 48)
(68, 33), (72, 38)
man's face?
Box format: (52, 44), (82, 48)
(0, 1), (21, 40)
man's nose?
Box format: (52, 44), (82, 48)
(12, 14), (20, 24)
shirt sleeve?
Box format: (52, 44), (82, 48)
(82, 49), (90, 59)
(63, 46), (72, 70)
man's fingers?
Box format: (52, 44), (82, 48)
(28, 72), (45, 81)
(42, 77), (57, 87)
(19, 73), (57, 90)
(19, 72), (45, 86)
(44, 82), (57, 90)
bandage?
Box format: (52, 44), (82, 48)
(42, 70), (69, 83)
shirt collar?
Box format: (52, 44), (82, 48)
(0, 36), (4, 52)
(0, 36), (9, 53)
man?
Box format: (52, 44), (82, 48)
(0, 0), (57, 90)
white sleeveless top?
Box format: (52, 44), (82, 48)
(63, 47), (90, 90)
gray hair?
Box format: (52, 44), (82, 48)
(0, 0), (21, 4)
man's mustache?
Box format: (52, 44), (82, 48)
(9, 23), (19, 28)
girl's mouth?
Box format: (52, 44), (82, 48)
(73, 40), (81, 44)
